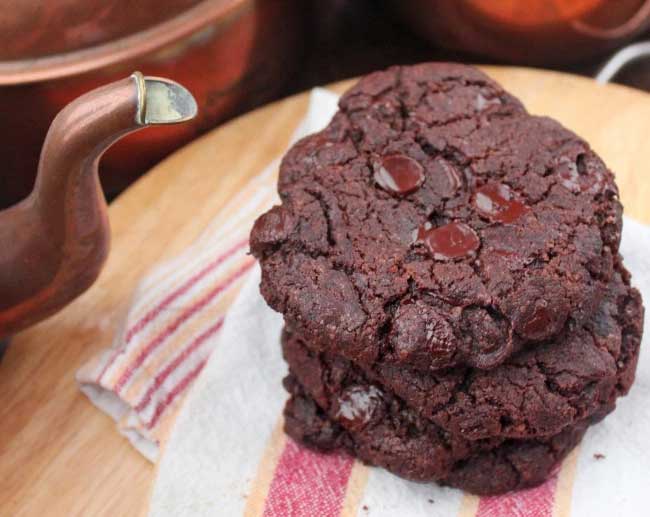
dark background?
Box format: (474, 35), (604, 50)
(289, 0), (650, 97)
(4, 0), (650, 208)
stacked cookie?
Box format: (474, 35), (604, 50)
(250, 63), (644, 495)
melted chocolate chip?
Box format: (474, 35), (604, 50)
(520, 303), (554, 338)
(460, 306), (511, 369)
(416, 222), (480, 260)
(336, 385), (383, 431)
(475, 92), (502, 111)
(557, 156), (605, 194)
(391, 300), (457, 367)
(250, 206), (293, 254)
(473, 183), (530, 223)
(374, 154), (424, 195)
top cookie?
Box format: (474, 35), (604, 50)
(250, 63), (622, 371)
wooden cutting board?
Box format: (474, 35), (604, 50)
(1, 66), (649, 517)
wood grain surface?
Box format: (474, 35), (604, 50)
(1, 66), (649, 516)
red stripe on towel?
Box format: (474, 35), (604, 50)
(145, 357), (208, 429)
(262, 439), (354, 517)
(125, 238), (248, 343)
(134, 318), (224, 412)
(476, 470), (559, 517)
(113, 259), (255, 393)
(94, 239), (247, 384)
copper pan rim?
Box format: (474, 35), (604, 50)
(0, 0), (251, 85)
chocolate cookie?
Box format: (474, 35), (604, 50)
(279, 264), (643, 494)
(284, 377), (592, 495)
(251, 63), (622, 371)
(283, 261), (641, 438)
(283, 262), (642, 441)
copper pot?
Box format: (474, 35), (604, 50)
(0, 0), (305, 208)
(387, 0), (650, 65)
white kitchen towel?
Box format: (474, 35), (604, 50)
(149, 216), (650, 517)
(76, 88), (340, 461)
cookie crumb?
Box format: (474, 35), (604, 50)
(594, 453), (605, 460)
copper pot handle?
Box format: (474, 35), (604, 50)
(572, 0), (650, 40)
(596, 41), (650, 83)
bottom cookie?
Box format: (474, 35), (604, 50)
(283, 375), (591, 495)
